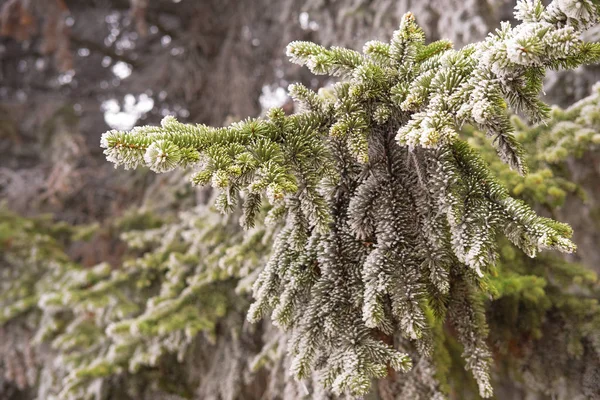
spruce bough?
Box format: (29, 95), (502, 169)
(101, 0), (600, 397)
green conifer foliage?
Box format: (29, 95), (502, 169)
(99, 0), (600, 397)
(0, 208), (76, 327)
(0, 207), (95, 394)
(0, 204), (272, 399)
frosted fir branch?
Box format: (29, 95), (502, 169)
(97, 0), (599, 396)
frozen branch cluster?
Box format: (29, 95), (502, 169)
(2, 64), (600, 399)
(95, 0), (598, 397)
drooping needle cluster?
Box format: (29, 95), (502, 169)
(98, 0), (600, 397)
